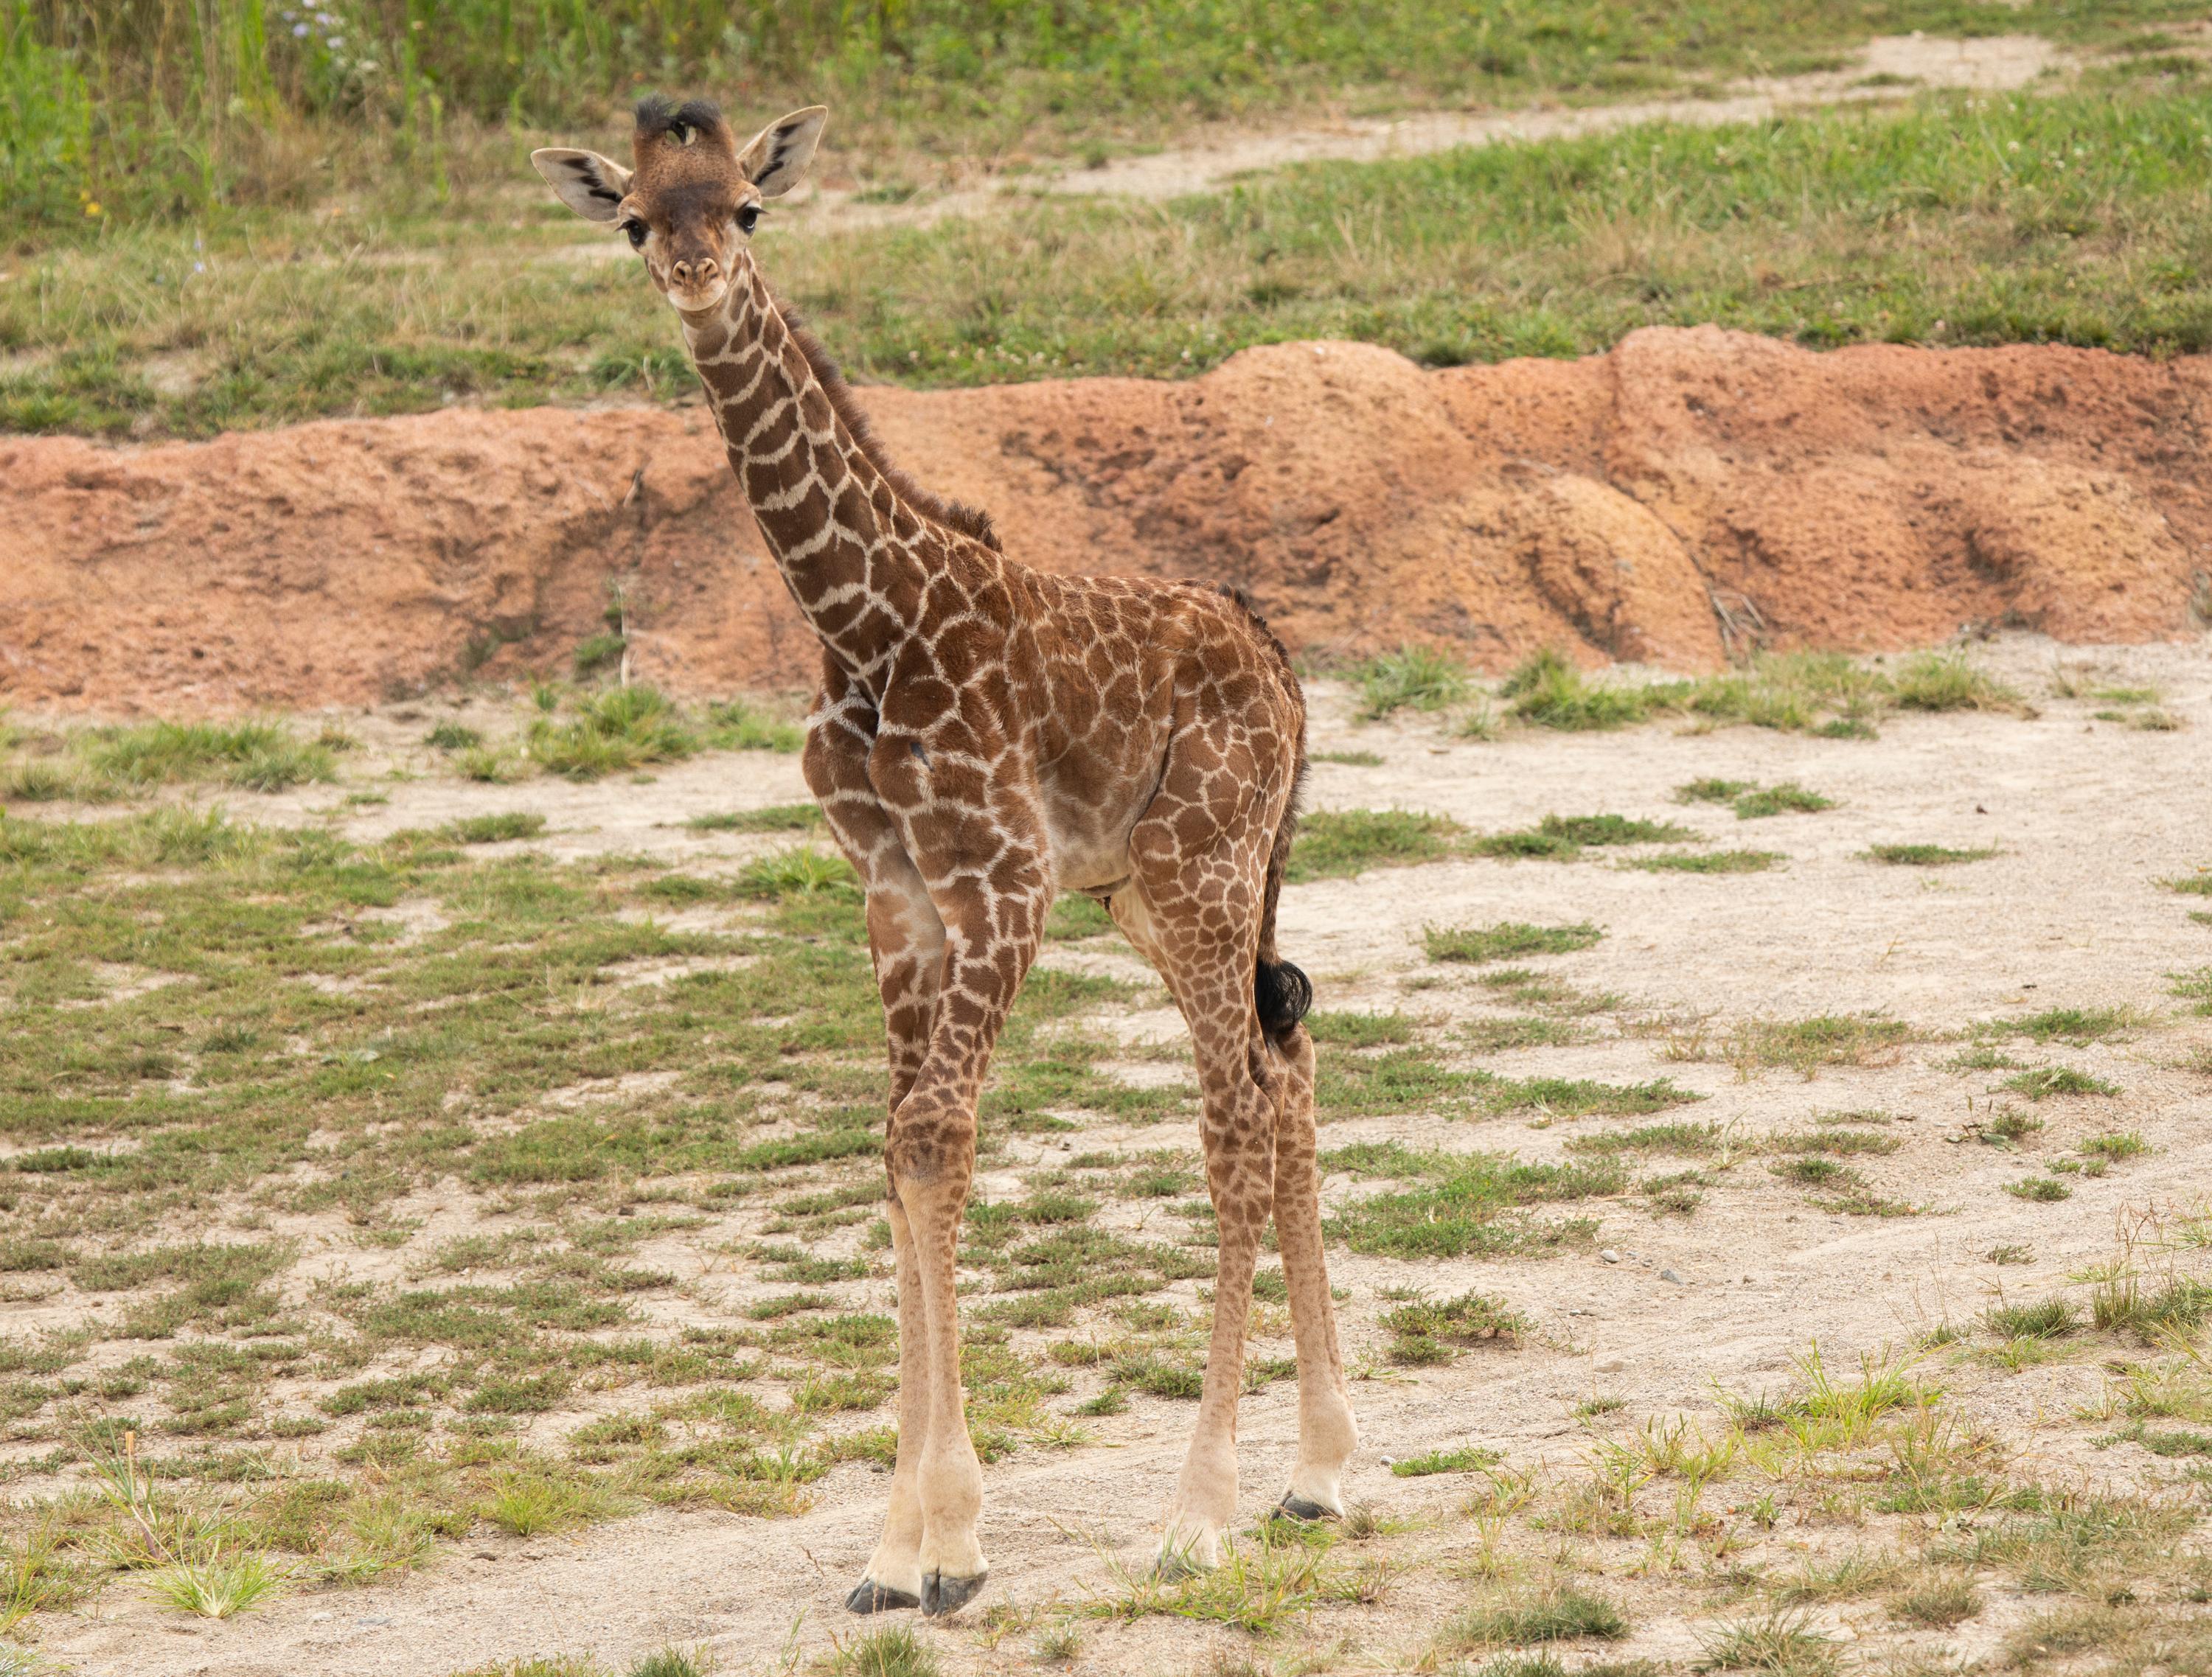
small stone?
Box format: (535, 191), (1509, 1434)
(1660, 1269), (1685, 1284)
(1593, 1353), (1627, 1373)
(356, 1615), (393, 1628)
(1378, 1455), (1396, 1468)
(1600, 1249), (1622, 1264)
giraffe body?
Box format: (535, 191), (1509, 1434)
(533, 97), (1355, 1615)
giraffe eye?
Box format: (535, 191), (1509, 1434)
(622, 219), (647, 249)
(737, 206), (761, 235)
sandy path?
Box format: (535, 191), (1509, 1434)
(35, 632), (2212, 1676)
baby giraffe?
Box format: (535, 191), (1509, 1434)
(534, 98), (1355, 1617)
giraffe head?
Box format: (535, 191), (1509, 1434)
(532, 98), (827, 315)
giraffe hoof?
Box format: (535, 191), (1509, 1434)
(845, 1579), (920, 1614)
(1153, 1549), (1204, 1581)
(1274, 1493), (1336, 1522)
(921, 1569), (987, 1617)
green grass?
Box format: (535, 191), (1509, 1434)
(1984, 1297), (2077, 1341)
(1380, 1291), (1528, 1364)
(1865, 843), (2000, 866)
(1312, 749), (1385, 768)
(527, 687), (702, 781)
(2171, 966), (2212, 1015)
(2165, 874), (2212, 897)
(1500, 651), (1666, 732)
(1390, 1443), (1506, 1475)
(1632, 849), (1783, 874)
(2080, 1131), (2148, 1162)
(12, 72), (2212, 434)
(1497, 647), (2021, 742)
(1287, 809), (1465, 882)
(1676, 778), (1755, 804)
(1992, 1006), (2143, 1044)
(1697, 1608), (1838, 1676)
(1306, 1010), (1416, 1047)
(1565, 1121), (1724, 1157)
(829, 1629), (940, 1677)
(1684, 1014), (1914, 1075)
(1889, 652), (2024, 714)
(38, 1), (2185, 231)
(0, 800), (1224, 1626)
(2, 718), (341, 801)
(2003, 1067), (2121, 1101)
(1447, 1587), (1630, 1648)
(1540, 815), (1696, 846)
(1475, 814), (1695, 861)
(1354, 644), (1469, 719)
(1462, 1016), (1582, 1053)
(443, 813), (548, 845)
(1425, 922), (1602, 963)
(1044, 894), (1119, 941)
(31, 3), (2212, 234)
(1675, 778), (1834, 819)
(686, 803), (821, 834)
(1320, 1146), (1623, 1259)
(1731, 784), (1836, 819)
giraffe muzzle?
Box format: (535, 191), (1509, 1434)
(665, 257), (727, 313)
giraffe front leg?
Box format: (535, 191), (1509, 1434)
(1266, 1024), (1357, 1521)
(848, 1191), (931, 1611)
(821, 749), (946, 1612)
(894, 1097), (987, 1616)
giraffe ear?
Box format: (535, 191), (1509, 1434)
(531, 148), (633, 223)
(737, 107), (827, 199)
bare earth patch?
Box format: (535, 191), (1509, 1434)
(3, 634), (2209, 1676)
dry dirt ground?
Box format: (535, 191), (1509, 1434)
(15, 631), (2211, 1677)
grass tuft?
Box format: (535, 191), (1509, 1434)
(1983, 1297), (2076, 1340)
(1355, 644), (1470, 719)
(442, 812), (548, 845)
(1696, 1607), (1837, 1676)
(1380, 1290), (1528, 1364)
(829, 1628), (940, 1677)
(1390, 1443), (1504, 1476)
(1632, 849), (1782, 874)
(1447, 1586), (1629, 1649)
(147, 1551), (285, 1619)
(527, 686), (700, 780)
(1888, 652), (2023, 715)
(1501, 651), (1658, 732)
(2003, 1067), (2120, 1101)
(1729, 783), (1835, 820)
(1425, 922), (1602, 963)
(1865, 843), (1999, 866)
(1289, 809), (1464, 882)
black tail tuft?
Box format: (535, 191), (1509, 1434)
(1255, 957), (1314, 1047)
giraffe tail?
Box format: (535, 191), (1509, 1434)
(1253, 750), (1313, 1049)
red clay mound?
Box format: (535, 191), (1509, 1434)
(4, 327), (2207, 713)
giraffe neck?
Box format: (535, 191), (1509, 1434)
(680, 260), (925, 678)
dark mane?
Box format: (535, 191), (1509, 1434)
(779, 297), (1003, 552)
(633, 94), (730, 147)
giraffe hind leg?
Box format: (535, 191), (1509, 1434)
(1110, 870), (1276, 1574)
(1263, 1022), (1357, 1521)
